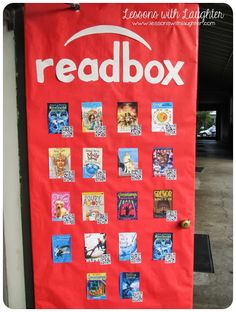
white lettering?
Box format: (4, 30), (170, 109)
(99, 41), (119, 82)
(123, 42), (143, 82)
(56, 58), (76, 83)
(78, 58), (98, 82)
(144, 61), (164, 84)
(162, 60), (184, 85)
(36, 59), (54, 83)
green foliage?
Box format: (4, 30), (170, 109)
(197, 111), (213, 133)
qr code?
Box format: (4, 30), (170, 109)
(130, 252), (142, 264)
(132, 291), (143, 303)
(96, 213), (108, 224)
(166, 210), (177, 222)
(99, 253), (111, 265)
(165, 252), (176, 264)
(130, 125), (142, 136)
(61, 126), (74, 138)
(131, 169), (142, 181)
(165, 123), (176, 136)
(62, 213), (75, 225)
(95, 125), (106, 137)
(63, 170), (75, 182)
(95, 170), (106, 182)
(165, 168), (177, 180)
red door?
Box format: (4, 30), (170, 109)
(24, 3), (198, 308)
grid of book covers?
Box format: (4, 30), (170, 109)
(50, 101), (177, 301)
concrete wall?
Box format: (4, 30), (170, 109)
(3, 24), (26, 309)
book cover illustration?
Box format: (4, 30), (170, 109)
(83, 148), (102, 178)
(52, 234), (72, 263)
(118, 148), (138, 176)
(119, 232), (137, 261)
(154, 190), (173, 218)
(120, 272), (140, 299)
(87, 273), (106, 300)
(51, 192), (70, 221)
(49, 148), (71, 179)
(82, 102), (102, 132)
(48, 103), (69, 134)
(84, 233), (106, 262)
(152, 102), (173, 132)
(153, 232), (173, 260)
(117, 192), (138, 220)
(117, 102), (138, 133)
(153, 148), (173, 177)
(82, 192), (104, 221)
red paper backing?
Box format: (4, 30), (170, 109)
(24, 3), (198, 308)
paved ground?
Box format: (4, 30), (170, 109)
(193, 140), (233, 308)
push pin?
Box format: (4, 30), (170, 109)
(180, 219), (191, 229)
(67, 3), (80, 11)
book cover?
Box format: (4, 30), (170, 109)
(82, 192), (104, 221)
(153, 232), (173, 260)
(117, 102), (138, 133)
(48, 103), (69, 134)
(48, 148), (71, 179)
(117, 192), (138, 220)
(52, 234), (72, 263)
(119, 232), (137, 261)
(152, 102), (173, 132)
(82, 102), (102, 132)
(153, 147), (173, 177)
(87, 273), (106, 300)
(120, 272), (140, 299)
(83, 148), (102, 178)
(118, 148), (138, 176)
(51, 192), (70, 221)
(84, 233), (106, 262)
(153, 190), (173, 218)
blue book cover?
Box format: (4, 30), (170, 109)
(48, 103), (69, 134)
(153, 147), (173, 177)
(153, 232), (173, 260)
(52, 234), (72, 263)
(120, 272), (140, 299)
(118, 148), (138, 176)
(119, 232), (137, 261)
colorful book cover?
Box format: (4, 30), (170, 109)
(82, 192), (104, 221)
(52, 234), (72, 263)
(153, 232), (173, 260)
(51, 192), (70, 221)
(118, 148), (138, 176)
(83, 148), (102, 178)
(117, 102), (138, 133)
(153, 190), (173, 218)
(82, 102), (102, 132)
(87, 273), (106, 300)
(120, 272), (140, 299)
(84, 233), (106, 262)
(48, 103), (69, 134)
(48, 148), (71, 179)
(152, 102), (173, 132)
(117, 192), (138, 220)
(153, 147), (173, 177)
(119, 232), (137, 261)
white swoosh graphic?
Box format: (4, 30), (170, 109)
(64, 25), (152, 50)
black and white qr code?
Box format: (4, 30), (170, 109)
(61, 126), (74, 138)
(130, 252), (142, 264)
(131, 169), (142, 181)
(132, 291), (143, 303)
(166, 210), (177, 222)
(95, 170), (106, 182)
(96, 213), (108, 224)
(165, 168), (177, 180)
(165, 252), (176, 264)
(63, 170), (75, 182)
(62, 213), (75, 225)
(95, 125), (106, 137)
(130, 125), (142, 136)
(165, 123), (176, 136)
(99, 253), (111, 265)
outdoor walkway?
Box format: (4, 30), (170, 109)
(193, 140), (233, 308)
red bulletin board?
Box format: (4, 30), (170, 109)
(24, 3), (198, 309)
